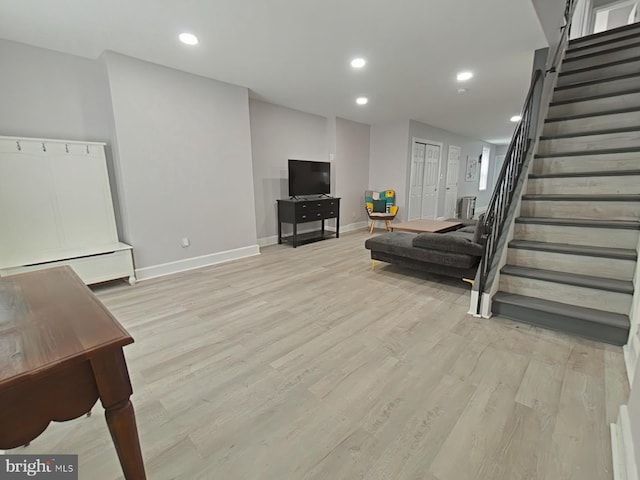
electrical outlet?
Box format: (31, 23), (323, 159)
(181, 237), (190, 248)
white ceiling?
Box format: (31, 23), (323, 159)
(0, 0), (548, 144)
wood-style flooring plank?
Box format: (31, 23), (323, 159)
(7, 229), (627, 480)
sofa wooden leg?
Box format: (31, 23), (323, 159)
(385, 220), (391, 231)
(369, 221), (376, 234)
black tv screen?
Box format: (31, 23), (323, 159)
(288, 159), (331, 197)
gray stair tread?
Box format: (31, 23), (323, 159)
(550, 88), (640, 106)
(508, 240), (637, 260)
(522, 194), (640, 201)
(565, 40), (640, 60)
(529, 169), (640, 179)
(546, 106), (640, 122)
(554, 72), (640, 91)
(559, 56), (640, 77)
(493, 292), (630, 329)
(540, 126), (640, 139)
(501, 265), (634, 294)
(535, 146), (640, 158)
(515, 217), (640, 229)
(569, 24), (640, 48)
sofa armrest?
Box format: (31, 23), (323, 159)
(412, 232), (483, 256)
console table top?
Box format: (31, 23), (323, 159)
(0, 266), (133, 389)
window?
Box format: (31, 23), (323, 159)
(479, 147), (491, 191)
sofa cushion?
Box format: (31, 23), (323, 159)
(458, 226), (476, 234)
(413, 231), (483, 256)
(365, 232), (479, 269)
(472, 213), (486, 244)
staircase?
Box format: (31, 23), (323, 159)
(492, 22), (640, 345)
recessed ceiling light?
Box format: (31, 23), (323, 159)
(356, 97), (368, 105)
(510, 115), (522, 122)
(351, 58), (366, 68)
(179, 33), (199, 45)
(456, 71), (473, 82)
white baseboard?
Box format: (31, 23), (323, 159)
(612, 405), (639, 480)
(135, 245), (260, 281)
(328, 221), (368, 233)
(624, 339), (638, 386)
(257, 235), (279, 247)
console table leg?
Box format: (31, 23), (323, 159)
(91, 349), (146, 480)
(293, 223), (297, 248)
(105, 400), (146, 480)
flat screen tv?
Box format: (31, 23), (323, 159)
(288, 159), (331, 197)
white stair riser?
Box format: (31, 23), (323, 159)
(538, 131), (640, 155)
(514, 223), (639, 249)
(562, 46), (640, 71)
(499, 274), (632, 315)
(506, 249), (635, 281)
(553, 76), (640, 102)
(566, 37), (640, 58)
(543, 111), (640, 136)
(548, 91), (640, 117)
(521, 200), (640, 221)
(568, 27), (640, 49)
(527, 175), (640, 195)
(558, 59), (640, 86)
(532, 153), (640, 175)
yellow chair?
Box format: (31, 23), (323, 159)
(365, 189), (399, 234)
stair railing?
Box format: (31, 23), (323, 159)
(473, 0), (578, 315)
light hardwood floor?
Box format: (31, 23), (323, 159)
(12, 229), (629, 479)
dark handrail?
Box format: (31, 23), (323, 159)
(474, 0), (577, 315)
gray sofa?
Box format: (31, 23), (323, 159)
(364, 219), (484, 279)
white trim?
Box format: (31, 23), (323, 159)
(135, 245), (260, 281)
(328, 221), (368, 233)
(624, 334), (640, 385)
(612, 405), (639, 480)
(257, 235), (280, 247)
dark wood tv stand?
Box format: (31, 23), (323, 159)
(277, 197), (340, 247)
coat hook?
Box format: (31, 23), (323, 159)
(42, 142), (47, 152)
(65, 143), (69, 153)
(16, 141), (21, 151)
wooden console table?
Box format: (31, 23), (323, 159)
(0, 266), (146, 479)
(277, 197), (340, 247)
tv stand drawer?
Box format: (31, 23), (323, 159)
(297, 210), (324, 222)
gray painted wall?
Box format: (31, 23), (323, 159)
(409, 120), (497, 216)
(104, 52), (257, 269)
(249, 99), (329, 242)
(531, 0), (567, 45)
(0, 39), (111, 142)
(369, 120), (411, 221)
(335, 117), (370, 226)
